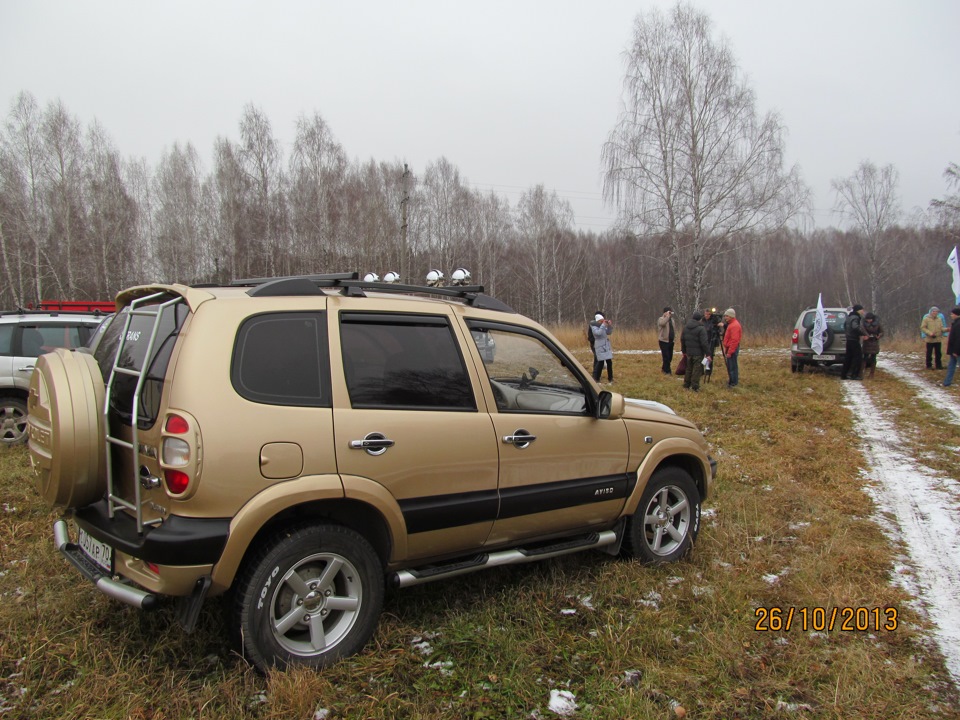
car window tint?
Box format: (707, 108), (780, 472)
(232, 312), (330, 407)
(33, 324), (86, 352)
(95, 300), (189, 428)
(0, 325), (12, 355)
(801, 311), (847, 332)
(340, 315), (475, 410)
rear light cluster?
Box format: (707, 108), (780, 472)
(162, 414), (192, 495)
(792, 329), (799, 344)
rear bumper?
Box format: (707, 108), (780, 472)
(73, 501), (230, 565)
(53, 519), (157, 609)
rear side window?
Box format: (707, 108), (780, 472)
(340, 313), (475, 410)
(21, 324), (91, 355)
(0, 325), (13, 355)
(232, 312), (331, 407)
(94, 299), (188, 429)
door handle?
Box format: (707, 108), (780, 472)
(350, 432), (395, 456)
(502, 429), (536, 449)
(18, 365), (35, 373)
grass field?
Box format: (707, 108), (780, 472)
(1, 333), (959, 719)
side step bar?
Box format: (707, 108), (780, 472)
(391, 529), (620, 589)
(54, 520), (158, 610)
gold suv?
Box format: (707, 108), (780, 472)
(27, 272), (716, 672)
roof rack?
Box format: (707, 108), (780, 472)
(232, 272), (514, 312)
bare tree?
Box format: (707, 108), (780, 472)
(601, 2), (807, 317)
(931, 162), (960, 233)
(514, 185), (576, 324)
(154, 142), (206, 283)
(831, 160), (902, 312)
(289, 112), (347, 272)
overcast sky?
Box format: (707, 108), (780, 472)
(2, 0), (958, 233)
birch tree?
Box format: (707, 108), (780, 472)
(601, 2), (807, 317)
(831, 160), (901, 312)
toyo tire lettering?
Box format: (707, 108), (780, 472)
(233, 523), (384, 672)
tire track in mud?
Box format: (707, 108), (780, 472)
(842, 358), (960, 686)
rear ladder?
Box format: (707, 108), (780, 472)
(103, 292), (183, 534)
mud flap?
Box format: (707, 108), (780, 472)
(177, 576), (212, 633)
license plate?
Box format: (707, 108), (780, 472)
(78, 528), (113, 573)
(812, 354), (835, 361)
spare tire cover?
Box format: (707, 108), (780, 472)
(27, 349), (106, 508)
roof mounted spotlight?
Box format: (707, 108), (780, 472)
(450, 268), (472, 286)
(425, 269), (444, 287)
(382, 271), (401, 283)
(363, 272), (380, 282)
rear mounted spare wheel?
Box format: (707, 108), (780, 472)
(27, 349), (106, 508)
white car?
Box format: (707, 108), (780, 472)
(0, 309), (109, 444)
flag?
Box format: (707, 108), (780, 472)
(949, 246), (960, 304)
(811, 293), (827, 355)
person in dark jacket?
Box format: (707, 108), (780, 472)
(680, 311), (710, 391)
(861, 312), (883, 379)
(702, 307), (723, 382)
(944, 307), (960, 387)
(841, 304), (866, 380)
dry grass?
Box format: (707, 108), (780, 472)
(1, 341), (959, 719)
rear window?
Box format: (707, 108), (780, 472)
(94, 298), (188, 429)
(801, 310), (847, 332)
(231, 312), (331, 407)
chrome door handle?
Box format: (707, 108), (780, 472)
(18, 365), (35, 373)
(502, 429), (536, 449)
(350, 432), (395, 456)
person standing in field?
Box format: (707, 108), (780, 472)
(657, 306), (677, 375)
(702, 307), (723, 382)
(920, 306), (947, 370)
(944, 307), (960, 388)
(861, 312), (883, 379)
(680, 310), (709, 392)
(590, 312), (614, 384)
(721, 308), (742, 388)
(841, 304), (866, 380)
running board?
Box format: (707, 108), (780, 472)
(390, 529), (620, 589)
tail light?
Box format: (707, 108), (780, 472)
(162, 413), (192, 495)
(792, 329), (799, 344)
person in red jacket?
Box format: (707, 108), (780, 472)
(722, 308), (742, 388)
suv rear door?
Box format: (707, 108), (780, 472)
(332, 309), (500, 562)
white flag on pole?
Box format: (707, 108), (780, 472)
(811, 293), (827, 356)
(949, 246), (960, 304)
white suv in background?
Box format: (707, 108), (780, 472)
(0, 309), (109, 444)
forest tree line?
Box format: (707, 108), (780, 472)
(1, 90), (958, 337)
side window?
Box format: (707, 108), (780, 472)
(468, 322), (589, 415)
(232, 312), (330, 407)
(34, 324), (85, 352)
(340, 314), (475, 410)
(0, 325), (11, 355)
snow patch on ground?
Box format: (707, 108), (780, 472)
(843, 358), (960, 685)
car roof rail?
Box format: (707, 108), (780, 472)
(233, 272), (515, 312)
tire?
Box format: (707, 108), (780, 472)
(0, 397), (29, 446)
(233, 523), (384, 672)
(790, 360), (798, 373)
(27, 349), (106, 508)
(622, 467), (701, 564)
(805, 326), (835, 351)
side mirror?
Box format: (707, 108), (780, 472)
(596, 390), (624, 420)
(596, 391), (612, 419)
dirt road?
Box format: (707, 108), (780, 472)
(843, 355), (960, 685)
